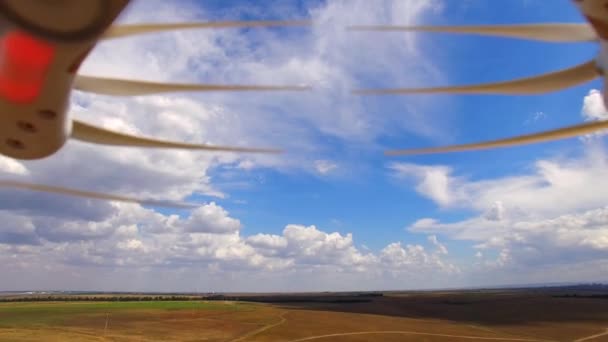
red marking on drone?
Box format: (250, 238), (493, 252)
(0, 30), (55, 103)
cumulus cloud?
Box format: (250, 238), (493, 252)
(392, 146), (608, 219)
(581, 89), (608, 139)
(428, 235), (448, 255)
(246, 234), (288, 250)
(0, 202), (457, 290)
(246, 225), (377, 271)
(403, 141), (608, 280)
(484, 201), (505, 221)
(379, 241), (459, 278)
(389, 163), (454, 206)
(183, 203), (241, 234)
(413, 206), (608, 254)
(283, 224), (376, 269)
(582, 89), (608, 121)
(0, 212), (39, 246)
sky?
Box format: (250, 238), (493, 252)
(1, 0), (608, 292)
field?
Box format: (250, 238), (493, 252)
(1, 290), (608, 341)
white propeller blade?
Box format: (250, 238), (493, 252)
(348, 23), (596, 42)
(71, 120), (281, 154)
(103, 20), (312, 40)
(385, 120), (608, 156)
(0, 180), (198, 208)
(73, 75), (312, 96)
(354, 60), (598, 95)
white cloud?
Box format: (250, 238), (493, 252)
(246, 234), (288, 250)
(380, 243), (428, 266)
(0, 199), (458, 290)
(380, 242), (458, 275)
(0, 155), (28, 175)
(0, 212), (39, 245)
(582, 89), (608, 121)
(403, 141), (608, 279)
(183, 203), (241, 234)
(117, 239), (145, 251)
(314, 159), (338, 175)
(270, 224), (377, 270)
(392, 145), (608, 219)
(389, 163), (455, 206)
(484, 201), (505, 221)
(428, 235), (448, 255)
(581, 89), (608, 139)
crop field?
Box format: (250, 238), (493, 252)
(0, 291), (607, 341)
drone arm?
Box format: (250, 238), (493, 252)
(386, 120), (608, 156)
(70, 119), (282, 154)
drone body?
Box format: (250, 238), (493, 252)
(0, 0), (311, 206)
(0, 0), (311, 162)
(0, 0), (130, 160)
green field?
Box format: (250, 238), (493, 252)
(0, 301), (243, 326)
(0, 301), (264, 341)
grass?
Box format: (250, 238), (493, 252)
(0, 300), (263, 341)
(0, 301), (248, 327)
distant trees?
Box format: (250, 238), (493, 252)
(0, 292), (385, 303)
(0, 295), (206, 303)
(553, 294), (608, 299)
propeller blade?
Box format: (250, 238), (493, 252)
(348, 23), (596, 42)
(71, 120), (282, 154)
(73, 75), (312, 96)
(103, 20), (312, 39)
(0, 180), (198, 208)
(354, 60), (599, 96)
(385, 120), (608, 156)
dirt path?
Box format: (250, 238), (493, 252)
(230, 311), (288, 342)
(574, 328), (608, 342)
(285, 330), (554, 342)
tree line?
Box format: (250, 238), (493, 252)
(0, 292), (383, 303)
(0, 295), (204, 302)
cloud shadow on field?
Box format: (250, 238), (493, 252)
(269, 290), (608, 326)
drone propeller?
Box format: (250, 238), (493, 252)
(385, 120), (608, 156)
(348, 23), (596, 43)
(73, 75), (311, 96)
(0, 180), (198, 208)
(71, 120), (281, 153)
(354, 59), (599, 96)
(103, 20), (312, 40)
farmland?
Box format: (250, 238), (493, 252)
(1, 288), (608, 341)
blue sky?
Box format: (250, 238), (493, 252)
(205, 0), (601, 262)
(1, 0), (608, 291)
